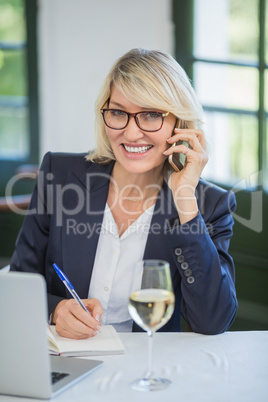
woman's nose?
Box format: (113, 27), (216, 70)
(123, 116), (144, 141)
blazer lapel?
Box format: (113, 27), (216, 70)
(132, 180), (179, 332)
(143, 180), (179, 279)
(61, 162), (114, 298)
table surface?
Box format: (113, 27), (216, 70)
(1, 331), (268, 402)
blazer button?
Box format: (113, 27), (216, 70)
(174, 247), (182, 255)
(177, 255), (184, 263)
(187, 276), (195, 284)
(181, 262), (189, 270)
(184, 268), (192, 277)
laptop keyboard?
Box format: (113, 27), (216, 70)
(51, 371), (70, 384)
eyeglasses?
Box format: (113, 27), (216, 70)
(100, 109), (170, 132)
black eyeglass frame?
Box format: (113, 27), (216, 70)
(100, 109), (170, 132)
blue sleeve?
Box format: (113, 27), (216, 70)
(168, 190), (238, 334)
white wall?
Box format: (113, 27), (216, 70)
(38, 0), (174, 158)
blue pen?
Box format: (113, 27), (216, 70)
(52, 263), (90, 315)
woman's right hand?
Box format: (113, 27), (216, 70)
(51, 298), (103, 339)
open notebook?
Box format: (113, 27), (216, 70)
(48, 324), (125, 356)
(0, 271), (103, 399)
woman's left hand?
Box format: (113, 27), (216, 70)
(163, 127), (208, 224)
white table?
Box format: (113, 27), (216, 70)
(1, 331), (268, 402)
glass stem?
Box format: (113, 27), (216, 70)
(146, 330), (153, 379)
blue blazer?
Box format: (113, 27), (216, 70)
(10, 152), (238, 334)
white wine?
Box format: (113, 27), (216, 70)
(128, 289), (175, 332)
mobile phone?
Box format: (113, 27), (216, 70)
(168, 140), (191, 171)
(168, 119), (191, 171)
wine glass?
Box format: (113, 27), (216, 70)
(128, 259), (175, 391)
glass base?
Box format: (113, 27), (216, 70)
(130, 377), (171, 392)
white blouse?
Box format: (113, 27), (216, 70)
(88, 203), (155, 332)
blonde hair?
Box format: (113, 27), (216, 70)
(87, 48), (204, 164)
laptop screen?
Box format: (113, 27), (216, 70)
(0, 271), (102, 399)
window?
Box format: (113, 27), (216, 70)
(0, 0), (38, 263)
(0, 0), (28, 158)
(174, 0), (267, 190)
(193, 0), (267, 190)
(173, 0), (268, 330)
(0, 0), (39, 194)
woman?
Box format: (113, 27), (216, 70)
(10, 48), (237, 338)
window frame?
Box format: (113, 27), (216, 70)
(0, 0), (39, 195)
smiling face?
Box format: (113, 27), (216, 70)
(105, 85), (177, 177)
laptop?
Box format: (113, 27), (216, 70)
(0, 271), (103, 399)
